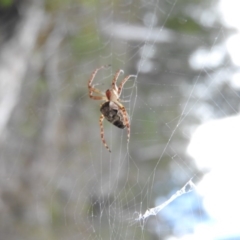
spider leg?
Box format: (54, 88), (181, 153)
(121, 106), (130, 143)
(89, 95), (107, 101)
(111, 69), (124, 92)
(89, 86), (105, 95)
(99, 114), (111, 153)
(114, 103), (130, 143)
(88, 64), (111, 86)
(88, 65), (111, 99)
(89, 87), (108, 100)
(118, 75), (137, 96)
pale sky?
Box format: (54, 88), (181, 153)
(182, 1), (240, 239)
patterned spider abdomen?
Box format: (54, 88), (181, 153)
(100, 102), (126, 129)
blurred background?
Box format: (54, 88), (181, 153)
(0, 0), (240, 239)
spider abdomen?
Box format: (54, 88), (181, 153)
(100, 102), (126, 129)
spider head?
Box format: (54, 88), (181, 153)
(106, 89), (111, 100)
(106, 89), (119, 101)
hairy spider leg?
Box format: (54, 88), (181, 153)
(111, 69), (124, 93)
(89, 87), (107, 100)
(118, 75), (137, 96)
(114, 101), (130, 143)
(88, 65), (111, 99)
(120, 106), (130, 143)
(99, 114), (111, 152)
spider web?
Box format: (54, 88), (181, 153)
(0, 0), (240, 239)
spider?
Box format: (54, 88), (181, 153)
(88, 65), (136, 152)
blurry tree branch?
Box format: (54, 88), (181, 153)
(0, 4), (45, 140)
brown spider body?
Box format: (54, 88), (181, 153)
(88, 65), (136, 152)
(100, 101), (126, 129)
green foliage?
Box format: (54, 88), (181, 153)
(0, 0), (13, 7)
(166, 17), (203, 33)
(45, 0), (96, 12)
(20, 78), (48, 138)
(70, 26), (103, 59)
(49, 199), (64, 227)
(44, 0), (67, 11)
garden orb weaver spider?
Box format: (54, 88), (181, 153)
(88, 65), (136, 152)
